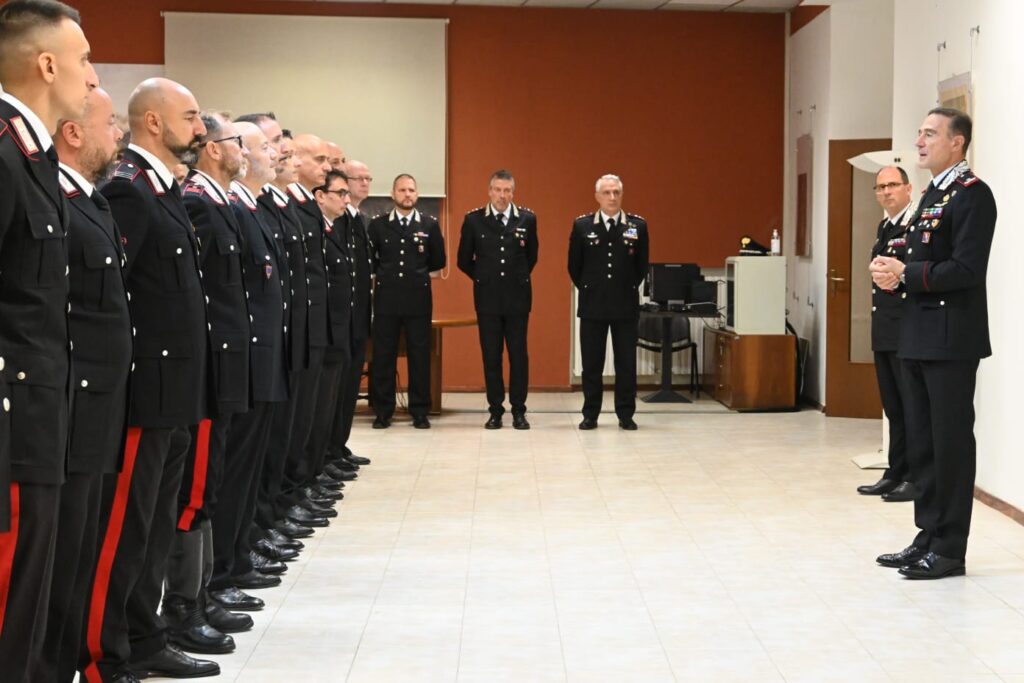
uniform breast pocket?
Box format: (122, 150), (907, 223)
(6, 351), (64, 468)
(77, 242), (119, 311)
(21, 210), (65, 288)
(215, 236), (243, 286)
(157, 237), (194, 292)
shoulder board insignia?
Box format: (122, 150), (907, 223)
(9, 116), (39, 156)
(627, 213), (646, 220)
(112, 164), (138, 181)
(144, 169), (166, 196)
(182, 184), (204, 196)
(575, 213), (589, 220)
(467, 206), (482, 215)
(957, 174), (979, 187)
(58, 172), (79, 197)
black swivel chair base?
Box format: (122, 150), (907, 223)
(641, 388), (692, 403)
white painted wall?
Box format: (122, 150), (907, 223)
(892, 0), (1024, 510)
(784, 0), (894, 404)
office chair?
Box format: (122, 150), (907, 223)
(637, 312), (700, 398)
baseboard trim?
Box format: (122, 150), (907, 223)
(975, 486), (1024, 528)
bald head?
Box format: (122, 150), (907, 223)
(324, 141), (345, 171)
(344, 159), (371, 206)
(292, 133), (330, 190)
(127, 77), (206, 167)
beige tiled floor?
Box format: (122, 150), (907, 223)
(188, 393), (1024, 682)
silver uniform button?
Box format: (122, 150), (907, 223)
(0, 356), (4, 372)
(81, 379), (89, 388)
(162, 350), (169, 357)
(607, 274), (612, 278)
(2, 398), (9, 412)
(252, 336), (258, 343)
(176, 247), (183, 254)
(399, 273), (404, 278)
(940, 300), (945, 306)
(871, 306), (876, 312)
(908, 248), (913, 254)
(400, 261), (404, 266)
(47, 224), (54, 233)
(265, 255), (271, 261)
(105, 256), (113, 265)
(17, 371), (26, 380)
(901, 293), (907, 299)
(223, 343), (229, 349)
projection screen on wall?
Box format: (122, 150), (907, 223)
(164, 12), (448, 196)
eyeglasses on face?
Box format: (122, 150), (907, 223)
(212, 135), (245, 149)
(873, 182), (906, 193)
(325, 188), (350, 198)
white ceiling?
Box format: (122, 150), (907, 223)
(299, 0), (801, 10)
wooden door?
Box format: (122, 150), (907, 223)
(825, 138), (890, 418)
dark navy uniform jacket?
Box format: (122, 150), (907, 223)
(60, 165), (133, 474)
(367, 209), (446, 317)
(898, 161), (997, 361)
(182, 170), (250, 415)
(568, 210), (649, 320)
(0, 96), (71, 528)
(457, 204), (538, 317)
(103, 146), (210, 429)
(870, 203), (913, 352)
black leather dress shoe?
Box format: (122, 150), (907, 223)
(899, 551), (966, 579)
(301, 491), (336, 508)
(618, 418), (638, 431)
(413, 415), (431, 429)
(209, 586), (265, 611)
(372, 416), (390, 429)
(265, 527), (304, 550)
(485, 415), (502, 429)
(308, 484), (343, 501)
(512, 414), (530, 430)
(275, 518), (314, 538)
(232, 569), (282, 589)
(203, 597), (253, 633)
(161, 598), (235, 655)
(579, 418), (598, 430)
(111, 671), (142, 683)
(316, 472), (345, 490)
(332, 458), (359, 472)
(129, 644), (219, 679)
(345, 452), (371, 466)
(255, 537), (299, 562)
(298, 498), (338, 517)
(286, 505), (329, 527)
(323, 463), (357, 481)
(250, 550), (287, 575)
(876, 544), (928, 568)
(857, 477), (899, 496)
(882, 481), (918, 502)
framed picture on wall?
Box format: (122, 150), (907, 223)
(938, 72), (973, 166)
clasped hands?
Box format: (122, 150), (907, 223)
(869, 256), (904, 291)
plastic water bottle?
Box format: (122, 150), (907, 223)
(770, 229), (781, 255)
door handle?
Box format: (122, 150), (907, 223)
(828, 269), (846, 295)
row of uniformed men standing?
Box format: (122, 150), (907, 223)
(0, 3), (382, 675)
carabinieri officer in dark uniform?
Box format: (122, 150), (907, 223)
(568, 174), (649, 431)
(856, 165), (917, 503)
(81, 78), (219, 681)
(457, 170), (538, 430)
(41, 88), (133, 683)
(162, 113), (254, 657)
(368, 173), (446, 429)
(0, 4), (97, 678)
(872, 108), (997, 580)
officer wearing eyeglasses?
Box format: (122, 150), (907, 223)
(857, 165), (917, 503)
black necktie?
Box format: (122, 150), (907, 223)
(92, 190), (110, 212)
(400, 217), (409, 229)
(607, 218), (616, 232)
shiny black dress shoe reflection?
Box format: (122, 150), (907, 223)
(899, 551), (966, 580)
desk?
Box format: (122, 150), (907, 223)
(365, 316), (478, 415)
(702, 326), (796, 410)
(638, 309), (702, 404)
(429, 317), (477, 414)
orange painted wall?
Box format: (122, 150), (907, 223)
(74, 0), (785, 390)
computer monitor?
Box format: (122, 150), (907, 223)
(647, 263), (700, 304)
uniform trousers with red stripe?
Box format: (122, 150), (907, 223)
(165, 418), (230, 603)
(0, 482), (61, 683)
(81, 426), (192, 682)
(39, 472), (106, 683)
(210, 401), (277, 591)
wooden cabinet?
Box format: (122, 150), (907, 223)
(703, 327), (797, 411)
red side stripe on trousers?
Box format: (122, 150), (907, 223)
(177, 419), (212, 531)
(83, 427), (142, 683)
(0, 483), (21, 639)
